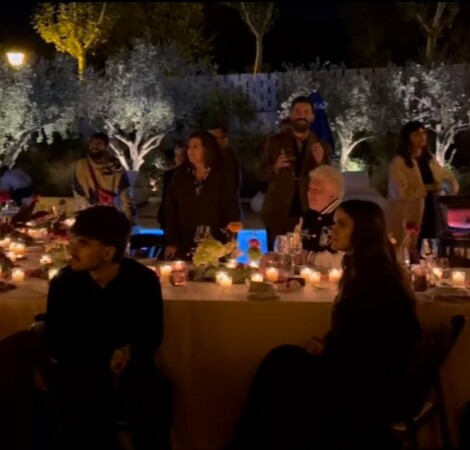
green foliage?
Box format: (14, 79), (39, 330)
(190, 88), (255, 130)
(103, 3), (212, 64)
(32, 2), (117, 75)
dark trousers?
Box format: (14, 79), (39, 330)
(48, 359), (172, 450)
(231, 345), (401, 450)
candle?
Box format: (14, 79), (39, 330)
(216, 271), (228, 285)
(12, 268), (25, 283)
(328, 269), (342, 283)
(15, 243), (25, 256)
(265, 267), (279, 283)
(40, 255), (53, 266)
(146, 265), (157, 273)
(1, 237), (11, 247)
(219, 275), (233, 290)
(6, 251), (16, 263)
(63, 218), (75, 228)
(226, 259), (237, 269)
(251, 273), (264, 283)
(48, 268), (59, 280)
(300, 267), (312, 279)
(159, 264), (172, 281)
(172, 260), (185, 272)
(308, 270), (321, 286)
(452, 271), (466, 288)
(249, 261), (259, 269)
(432, 267), (443, 281)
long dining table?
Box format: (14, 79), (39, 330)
(1, 262), (470, 449)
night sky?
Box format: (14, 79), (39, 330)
(0, 2), (347, 72)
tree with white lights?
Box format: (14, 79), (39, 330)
(387, 64), (470, 165)
(0, 55), (77, 167)
(318, 70), (382, 169)
(81, 41), (175, 171)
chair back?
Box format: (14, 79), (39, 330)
(129, 234), (165, 259)
(413, 315), (466, 393)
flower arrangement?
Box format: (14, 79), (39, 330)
(192, 222), (244, 267)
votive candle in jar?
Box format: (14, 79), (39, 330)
(265, 267), (279, 283)
(300, 267), (312, 279)
(220, 275), (233, 290)
(251, 273), (264, 283)
(226, 259), (237, 269)
(12, 268), (25, 283)
(308, 270), (321, 287)
(328, 269), (342, 283)
(216, 271), (228, 285)
(432, 267), (443, 281)
(6, 251), (16, 263)
(40, 255), (53, 266)
(159, 264), (172, 282)
(48, 268), (59, 280)
(452, 271), (466, 288)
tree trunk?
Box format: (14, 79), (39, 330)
(253, 35), (263, 76)
(425, 34), (437, 62)
(77, 52), (86, 79)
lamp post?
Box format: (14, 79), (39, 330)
(6, 52), (25, 67)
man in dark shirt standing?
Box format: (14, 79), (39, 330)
(46, 206), (171, 450)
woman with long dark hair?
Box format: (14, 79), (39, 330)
(388, 121), (459, 255)
(231, 200), (422, 450)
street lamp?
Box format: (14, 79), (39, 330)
(6, 52), (25, 67)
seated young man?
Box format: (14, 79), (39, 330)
(45, 206), (171, 450)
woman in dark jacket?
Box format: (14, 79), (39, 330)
(231, 200), (422, 450)
(164, 131), (241, 261)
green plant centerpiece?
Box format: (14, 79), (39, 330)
(188, 222), (254, 284)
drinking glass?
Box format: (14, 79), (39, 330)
(194, 225), (212, 243)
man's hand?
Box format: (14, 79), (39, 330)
(164, 245), (178, 260)
(110, 345), (131, 376)
(274, 154), (292, 173)
(304, 336), (324, 356)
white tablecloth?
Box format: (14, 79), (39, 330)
(1, 278), (470, 449)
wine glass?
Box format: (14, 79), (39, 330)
(286, 231), (303, 274)
(273, 235), (288, 256)
(194, 225), (212, 244)
(421, 239), (439, 261)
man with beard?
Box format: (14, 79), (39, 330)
(260, 96), (331, 250)
(72, 132), (136, 223)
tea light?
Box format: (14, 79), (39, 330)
(452, 271), (466, 288)
(12, 268), (25, 283)
(251, 273), (264, 283)
(159, 264), (172, 281)
(172, 260), (185, 272)
(308, 270), (321, 286)
(0, 237), (11, 248)
(300, 267), (312, 279)
(216, 271), (228, 285)
(63, 218), (75, 228)
(40, 255), (53, 266)
(226, 259), (237, 269)
(219, 275), (233, 289)
(328, 269), (342, 283)
(432, 267), (443, 281)
(6, 251), (16, 263)
(15, 243), (25, 256)
(249, 261), (259, 269)
(48, 268), (59, 280)
(265, 267), (279, 283)
(146, 265), (157, 273)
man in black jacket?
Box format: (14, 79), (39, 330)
(46, 206), (171, 450)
